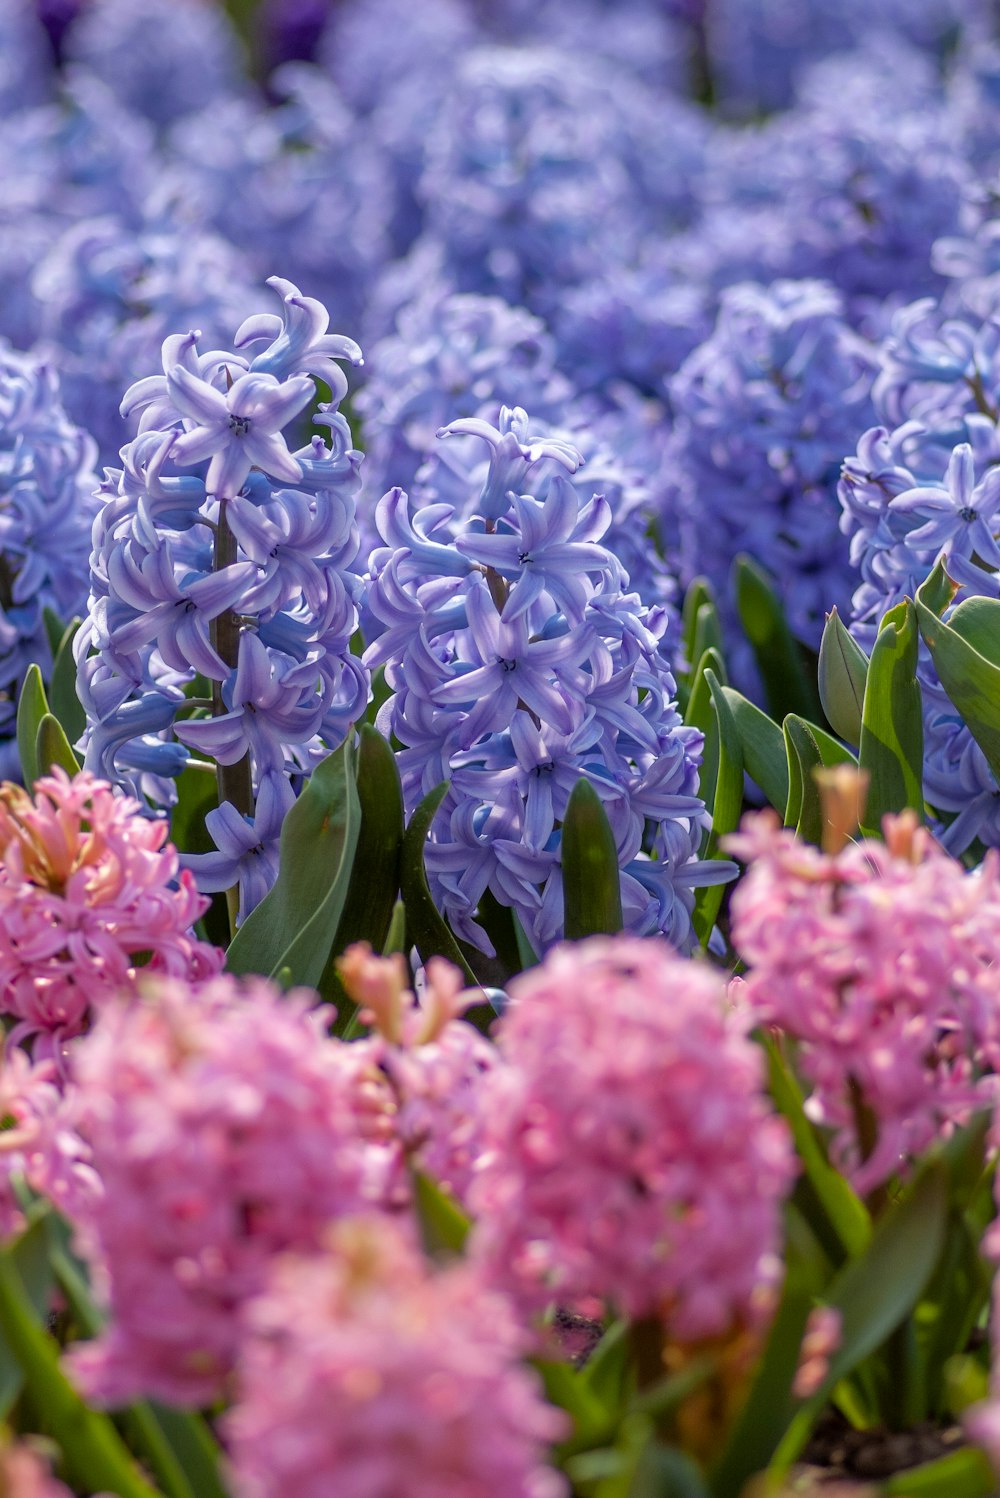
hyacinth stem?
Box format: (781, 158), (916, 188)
(211, 499), (254, 931)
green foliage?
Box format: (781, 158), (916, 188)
(915, 560), (1000, 784)
(562, 777), (624, 941)
(818, 606), (869, 744)
(858, 599), (924, 835)
(733, 555), (822, 723)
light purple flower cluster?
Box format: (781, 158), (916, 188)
(77, 277), (368, 922)
(226, 1217), (568, 1498)
(728, 811), (1000, 1195)
(0, 342), (99, 776)
(664, 279), (876, 675)
(365, 406), (721, 954)
(468, 937), (794, 1340)
(66, 974), (383, 1408)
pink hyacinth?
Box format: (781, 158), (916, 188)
(337, 944), (499, 1207)
(726, 810), (1000, 1195)
(65, 974), (386, 1408)
(467, 937), (795, 1342)
(0, 1441), (77, 1498)
(0, 770), (222, 1062)
(226, 1217), (568, 1498)
(0, 1048), (96, 1240)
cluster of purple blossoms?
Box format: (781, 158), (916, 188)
(664, 279), (876, 676)
(365, 405), (723, 955)
(76, 278), (368, 923)
(0, 343), (98, 776)
(839, 274), (1000, 854)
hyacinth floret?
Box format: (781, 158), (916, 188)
(78, 277), (368, 923)
(468, 937), (795, 1339)
(0, 1048), (96, 1241)
(226, 1216), (568, 1498)
(0, 769), (221, 1062)
(727, 810), (1000, 1194)
(365, 405), (724, 954)
(66, 973), (384, 1408)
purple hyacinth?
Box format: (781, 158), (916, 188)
(77, 277), (368, 923)
(365, 405), (728, 956)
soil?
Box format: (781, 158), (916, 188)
(799, 1409), (967, 1482)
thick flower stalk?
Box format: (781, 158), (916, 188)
(225, 1216), (568, 1498)
(364, 406), (723, 954)
(0, 769), (220, 1062)
(0, 344), (99, 778)
(727, 810), (1000, 1195)
(66, 974), (385, 1408)
(468, 937), (795, 1340)
(77, 276), (368, 923)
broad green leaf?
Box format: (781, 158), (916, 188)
(167, 761), (219, 859)
(765, 1037), (872, 1262)
(399, 782), (478, 989)
(562, 777), (624, 940)
(720, 687), (788, 812)
(690, 602), (725, 683)
(35, 713), (81, 778)
(915, 561), (1000, 786)
(879, 1447), (996, 1498)
(42, 606), (64, 659)
(383, 898), (406, 954)
(322, 725), (404, 1024)
(734, 555), (821, 723)
(681, 577), (719, 680)
(16, 664), (48, 790)
(818, 607), (869, 744)
(48, 619), (84, 745)
(770, 1163), (950, 1478)
(411, 1169), (471, 1259)
(858, 599), (924, 836)
(684, 647), (727, 750)
(581, 1320), (630, 1410)
(534, 1359), (613, 1454)
(226, 740), (361, 986)
(708, 1211), (825, 1498)
(0, 1217), (55, 1419)
(0, 1239), (162, 1498)
(783, 715), (823, 842)
(691, 671), (743, 946)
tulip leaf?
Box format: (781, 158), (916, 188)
(562, 776), (624, 940)
(859, 599), (924, 836)
(226, 739), (361, 986)
(720, 686), (789, 813)
(411, 1169), (471, 1259)
(915, 560), (1000, 786)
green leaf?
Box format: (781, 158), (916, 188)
(562, 777), (624, 940)
(879, 1447), (996, 1498)
(35, 714), (81, 778)
(0, 1239), (163, 1498)
(708, 1213), (825, 1498)
(859, 599), (924, 835)
(684, 647), (727, 748)
(681, 577), (720, 680)
(167, 762), (219, 859)
(770, 1163), (950, 1478)
(322, 726), (404, 1025)
(226, 740), (361, 986)
(818, 607), (869, 744)
(0, 1217), (55, 1419)
(399, 783), (479, 987)
(383, 898), (406, 954)
(42, 607), (65, 659)
(691, 671), (743, 947)
(411, 1169), (471, 1259)
(581, 1320), (630, 1410)
(782, 715), (823, 842)
(690, 603), (725, 682)
(915, 561), (1000, 787)
(765, 1037), (871, 1262)
(47, 620), (85, 746)
(733, 555), (822, 722)
(720, 687), (789, 812)
(16, 664), (48, 791)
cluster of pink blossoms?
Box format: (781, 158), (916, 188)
(0, 1049), (95, 1240)
(727, 811), (1000, 1194)
(225, 1217), (567, 1498)
(0, 1440), (80, 1498)
(468, 937), (795, 1342)
(66, 975), (386, 1408)
(0, 770), (222, 1061)
(338, 943), (499, 1208)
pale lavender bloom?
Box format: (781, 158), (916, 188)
(891, 442), (1000, 564)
